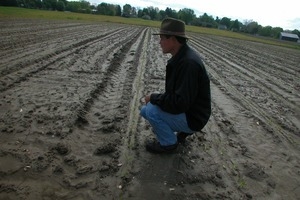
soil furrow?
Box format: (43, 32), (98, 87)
(191, 35), (299, 97)
(208, 63), (299, 148)
(190, 35), (299, 104)
(192, 34), (299, 74)
(0, 27), (133, 92)
(0, 19), (299, 200)
(56, 27), (149, 199)
(117, 27), (151, 186)
(0, 22), (110, 52)
(190, 38), (300, 137)
(0, 26), (127, 77)
(74, 28), (144, 126)
(208, 81), (300, 199)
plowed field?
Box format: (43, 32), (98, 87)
(0, 19), (299, 200)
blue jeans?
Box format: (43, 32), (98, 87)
(140, 102), (194, 146)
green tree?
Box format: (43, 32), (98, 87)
(97, 3), (108, 15)
(138, 8), (150, 19)
(197, 13), (216, 27)
(178, 8), (195, 25)
(272, 27), (284, 38)
(220, 17), (231, 28)
(259, 26), (272, 36)
(123, 4), (131, 17)
(231, 19), (240, 31)
(98, 2), (105, 14)
(137, 9), (143, 18)
(142, 8), (149, 16)
(148, 6), (159, 20)
(97, 3), (118, 16)
(66, 1), (80, 12)
(246, 21), (260, 34)
(215, 16), (220, 24)
(42, 0), (57, 10)
(56, 0), (65, 11)
(60, 0), (67, 6)
(131, 6), (137, 17)
(107, 4), (116, 16)
(0, 0), (18, 6)
(158, 10), (166, 20)
(115, 5), (121, 16)
(65, 1), (90, 13)
(35, 0), (42, 8)
(165, 7), (178, 19)
(19, 0), (42, 8)
(79, 0), (91, 13)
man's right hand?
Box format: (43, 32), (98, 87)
(144, 95), (151, 104)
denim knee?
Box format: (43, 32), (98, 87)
(144, 103), (160, 121)
(140, 105), (147, 119)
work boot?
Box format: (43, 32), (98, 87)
(145, 140), (178, 154)
(177, 132), (192, 144)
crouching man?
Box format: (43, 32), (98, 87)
(140, 17), (211, 154)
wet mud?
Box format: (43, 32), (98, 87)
(0, 19), (299, 200)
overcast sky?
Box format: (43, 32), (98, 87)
(87, 0), (300, 30)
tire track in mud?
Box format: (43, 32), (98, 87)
(55, 27), (151, 199)
(0, 24), (143, 136)
(74, 29), (143, 126)
(116, 27), (151, 191)
(0, 20), (146, 199)
(190, 36), (300, 144)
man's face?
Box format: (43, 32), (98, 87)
(159, 35), (174, 54)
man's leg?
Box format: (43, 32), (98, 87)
(140, 103), (193, 146)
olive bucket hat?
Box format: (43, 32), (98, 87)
(153, 17), (189, 39)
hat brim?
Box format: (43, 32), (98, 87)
(152, 32), (189, 39)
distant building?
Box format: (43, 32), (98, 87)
(280, 32), (299, 42)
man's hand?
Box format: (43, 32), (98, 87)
(145, 95), (151, 104)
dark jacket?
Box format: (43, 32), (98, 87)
(150, 44), (211, 131)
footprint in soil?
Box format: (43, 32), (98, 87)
(51, 142), (70, 155)
(94, 143), (117, 155)
(243, 162), (268, 181)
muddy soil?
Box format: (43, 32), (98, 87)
(0, 19), (299, 200)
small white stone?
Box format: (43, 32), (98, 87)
(117, 163), (123, 167)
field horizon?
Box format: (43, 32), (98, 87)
(0, 6), (299, 50)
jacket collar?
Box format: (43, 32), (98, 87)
(167, 43), (189, 64)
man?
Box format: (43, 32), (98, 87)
(140, 17), (211, 154)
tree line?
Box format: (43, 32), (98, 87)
(1, 0), (299, 39)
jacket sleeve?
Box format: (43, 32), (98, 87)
(150, 60), (202, 114)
